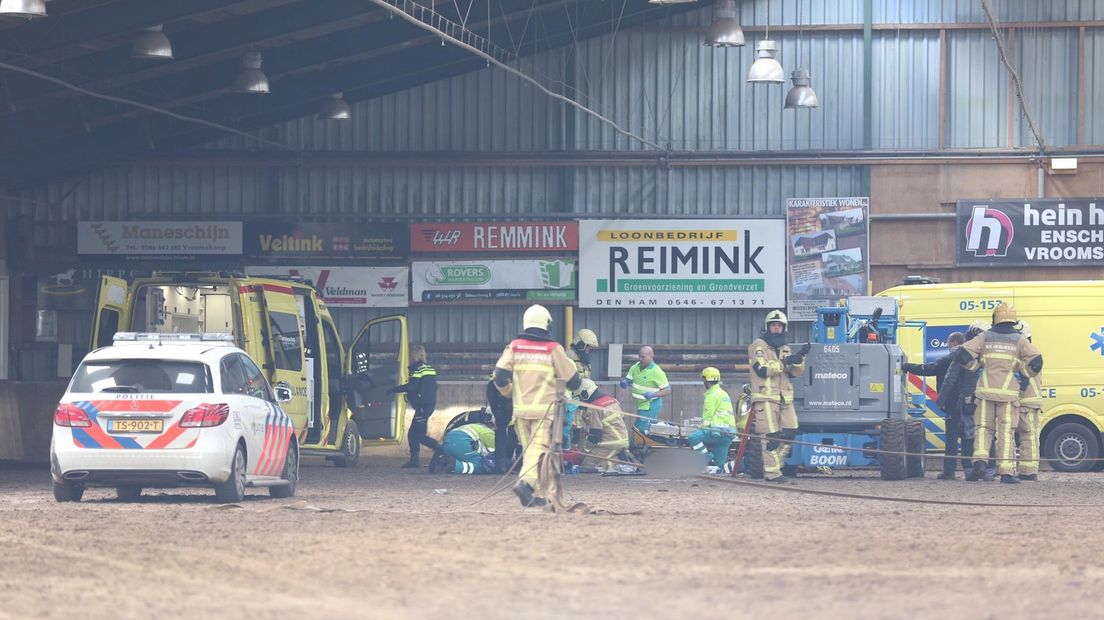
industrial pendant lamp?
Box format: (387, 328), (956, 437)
(784, 69), (818, 108)
(704, 0), (744, 48)
(318, 93), (351, 120)
(747, 3), (784, 84)
(0, 0), (46, 18)
(233, 51), (269, 94)
(132, 25), (173, 60)
(784, 0), (818, 108)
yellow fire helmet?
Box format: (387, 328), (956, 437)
(764, 309), (788, 330)
(522, 304), (552, 330)
(701, 366), (722, 382)
(574, 378), (598, 400)
(992, 302), (1018, 325)
(574, 328), (599, 348)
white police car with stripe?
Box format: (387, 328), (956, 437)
(50, 333), (299, 503)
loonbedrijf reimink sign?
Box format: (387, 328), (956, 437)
(578, 219), (786, 309)
(956, 198), (1104, 266)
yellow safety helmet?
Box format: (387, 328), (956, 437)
(522, 304), (553, 330)
(701, 366), (722, 382)
(992, 302), (1017, 325)
(574, 328), (599, 348)
(574, 378), (598, 400)
(1014, 320), (1031, 339)
(765, 309), (788, 330)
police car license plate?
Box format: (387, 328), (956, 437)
(108, 419), (163, 434)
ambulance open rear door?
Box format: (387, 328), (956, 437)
(345, 315), (408, 443)
(91, 276), (130, 349)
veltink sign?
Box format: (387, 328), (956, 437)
(578, 219), (786, 309)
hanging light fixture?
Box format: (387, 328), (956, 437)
(747, 40), (784, 83)
(0, 0), (46, 18)
(318, 93), (351, 120)
(233, 51), (269, 94)
(784, 69), (818, 108)
(132, 25), (173, 60)
(704, 0), (744, 47)
(784, 0), (818, 108)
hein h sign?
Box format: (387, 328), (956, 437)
(578, 220), (786, 309)
(957, 199), (1104, 266)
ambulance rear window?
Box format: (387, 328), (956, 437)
(70, 360), (212, 394)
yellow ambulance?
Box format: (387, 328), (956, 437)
(92, 272), (410, 467)
(878, 279), (1104, 472)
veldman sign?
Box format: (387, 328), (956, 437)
(578, 219), (786, 309)
(245, 222), (407, 262)
(410, 222), (578, 253)
(957, 198), (1104, 266)
(78, 221), (242, 255)
(245, 266), (408, 308)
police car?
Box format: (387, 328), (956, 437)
(50, 333), (299, 503)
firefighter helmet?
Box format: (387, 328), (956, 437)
(1015, 320), (1032, 340)
(574, 328), (599, 348)
(574, 378), (598, 401)
(701, 367), (722, 382)
(522, 304), (553, 330)
(966, 320), (991, 339)
(764, 309), (788, 330)
(992, 302), (1017, 325)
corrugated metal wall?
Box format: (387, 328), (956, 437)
(10, 0), (1102, 362)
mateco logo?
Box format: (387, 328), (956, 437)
(813, 371), (849, 380)
(421, 229), (462, 246)
(965, 205), (1015, 257)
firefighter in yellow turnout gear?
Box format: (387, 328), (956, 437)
(748, 310), (809, 482)
(494, 305), (582, 508)
(572, 379), (635, 473)
(689, 367), (740, 474)
(563, 328), (599, 449)
(956, 303), (1043, 484)
(1013, 320), (1043, 481)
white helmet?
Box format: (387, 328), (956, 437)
(574, 328), (599, 348)
(574, 378), (598, 400)
(523, 304), (553, 331)
(765, 309), (788, 330)
(1014, 320), (1031, 340)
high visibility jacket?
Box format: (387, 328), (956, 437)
(626, 362), (670, 411)
(582, 394), (628, 439)
(456, 423), (496, 454)
(1016, 371), (1044, 410)
(495, 337), (579, 420)
(394, 361), (437, 409)
(567, 347), (592, 380)
(702, 384), (736, 431)
(961, 328), (1042, 403)
(748, 337), (806, 404)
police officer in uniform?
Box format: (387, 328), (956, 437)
(957, 304), (1043, 484)
(493, 305), (582, 508)
(748, 310), (809, 483)
(392, 344), (442, 469)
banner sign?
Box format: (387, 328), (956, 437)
(577, 219), (785, 309)
(410, 221), (578, 253)
(245, 266), (408, 308)
(956, 198), (1104, 266)
(244, 222), (407, 262)
(786, 197), (870, 321)
(78, 221), (242, 255)
(411, 259), (576, 303)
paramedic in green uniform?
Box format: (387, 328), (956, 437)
(620, 346), (671, 438)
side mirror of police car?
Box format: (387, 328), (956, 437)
(274, 382), (292, 403)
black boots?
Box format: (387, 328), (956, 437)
(972, 460), (994, 482)
(1018, 473), (1038, 481)
(1000, 474), (1021, 484)
(512, 481), (546, 508)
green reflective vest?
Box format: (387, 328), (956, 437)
(702, 384), (736, 431)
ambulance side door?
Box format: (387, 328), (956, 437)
(344, 315), (408, 442)
(255, 284), (310, 435)
(91, 276), (131, 349)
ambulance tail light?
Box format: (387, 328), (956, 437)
(54, 404), (92, 428)
(179, 403), (230, 428)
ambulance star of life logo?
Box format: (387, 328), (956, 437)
(1091, 329), (1104, 356)
(964, 205), (1015, 257)
(378, 277), (398, 292)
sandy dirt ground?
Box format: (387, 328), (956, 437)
(2, 453), (1103, 620)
